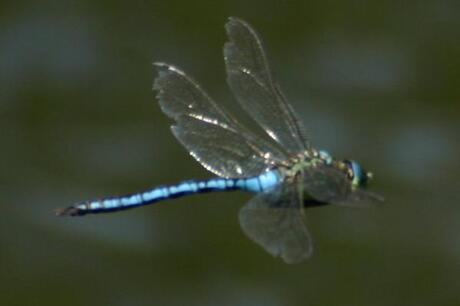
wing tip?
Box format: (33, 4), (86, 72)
(153, 62), (186, 76)
(225, 16), (250, 33)
(227, 16), (241, 23)
(152, 62), (189, 92)
(226, 16), (247, 26)
(152, 62), (173, 73)
(152, 61), (166, 67)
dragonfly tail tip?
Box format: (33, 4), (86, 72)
(55, 206), (83, 217)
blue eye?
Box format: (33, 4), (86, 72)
(349, 160), (369, 187)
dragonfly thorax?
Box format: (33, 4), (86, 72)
(287, 149), (372, 190)
(285, 149), (333, 176)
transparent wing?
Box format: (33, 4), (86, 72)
(303, 164), (384, 207)
(224, 17), (309, 154)
(239, 180), (313, 263)
(153, 63), (287, 178)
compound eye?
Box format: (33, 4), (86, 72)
(342, 160), (354, 179)
(349, 160), (368, 187)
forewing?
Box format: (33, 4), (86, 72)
(239, 181), (313, 263)
(224, 17), (309, 153)
(172, 115), (279, 178)
(153, 63), (287, 178)
(303, 164), (384, 207)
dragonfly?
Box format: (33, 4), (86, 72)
(57, 17), (383, 263)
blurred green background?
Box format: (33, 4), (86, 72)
(1, 0), (459, 305)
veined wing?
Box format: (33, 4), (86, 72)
(303, 164), (384, 207)
(224, 17), (309, 154)
(153, 63), (287, 178)
(239, 179), (313, 263)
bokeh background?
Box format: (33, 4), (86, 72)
(1, 0), (459, 305)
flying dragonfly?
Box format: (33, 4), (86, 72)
(57, 17), (383, 263)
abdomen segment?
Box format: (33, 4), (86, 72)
(56, 170), (281, 216)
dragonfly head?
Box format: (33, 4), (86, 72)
(343, 160), (372, 188)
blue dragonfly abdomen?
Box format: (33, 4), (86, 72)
(56, 170), (281, 216)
